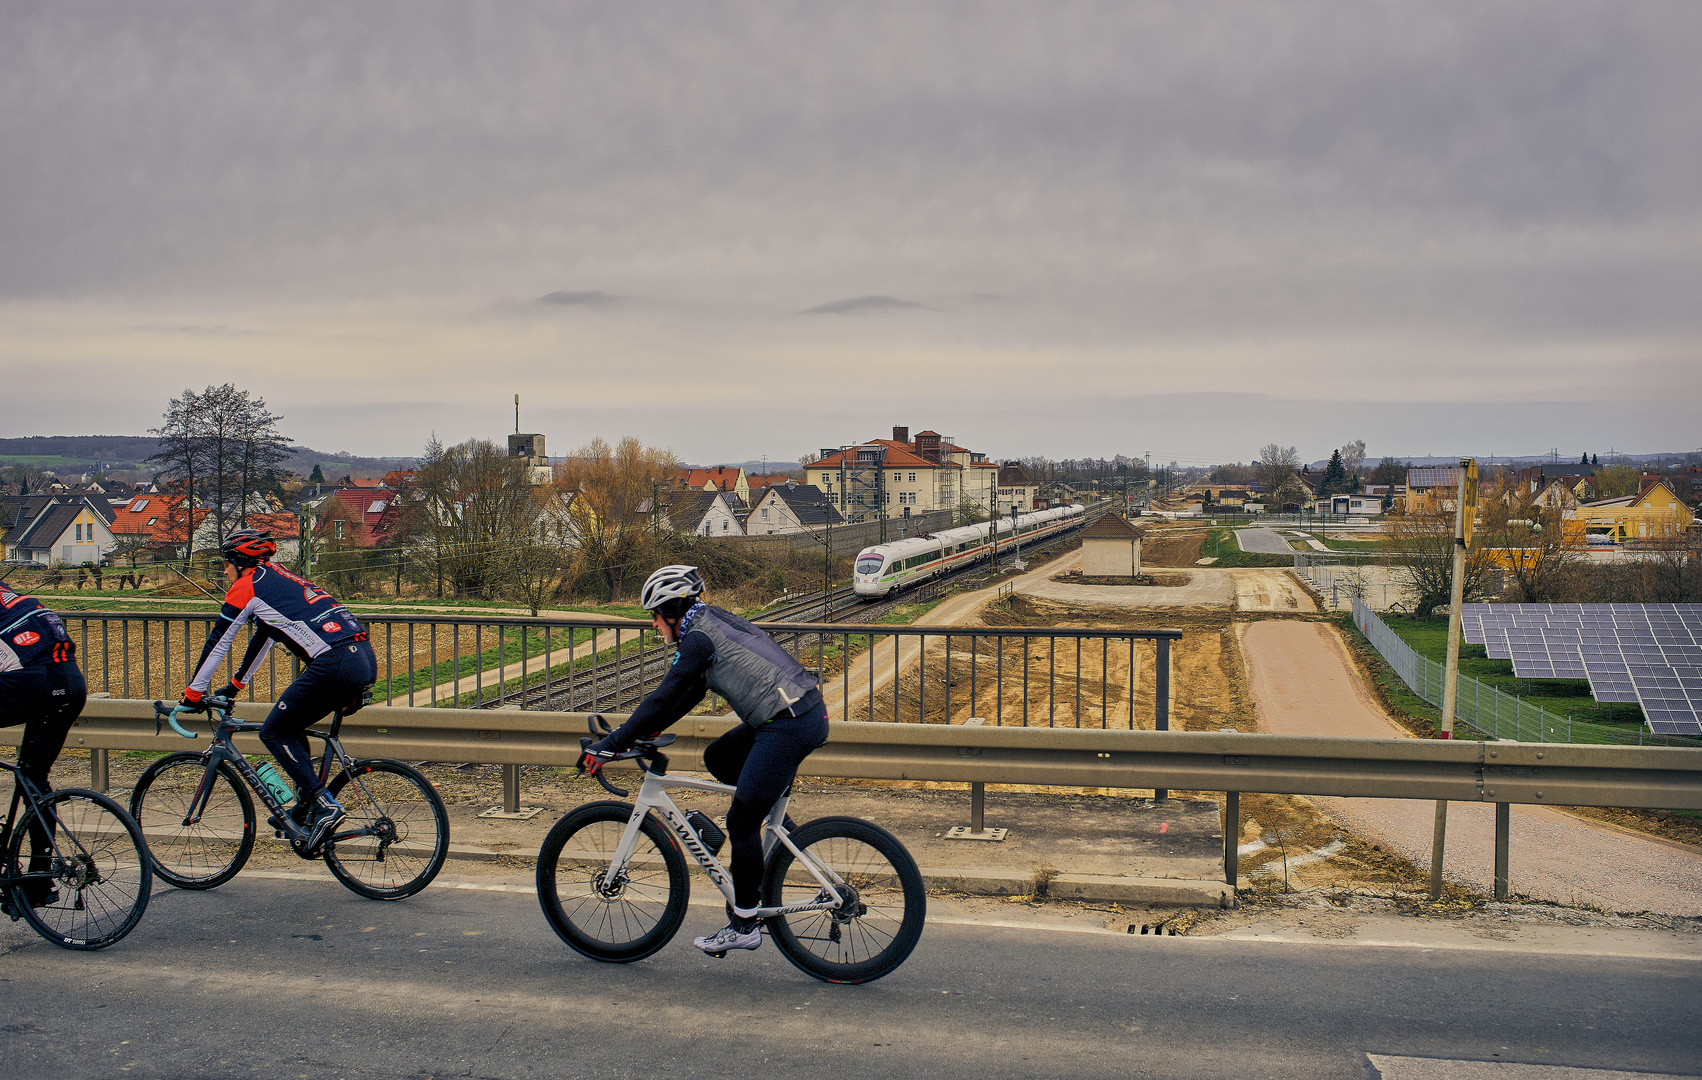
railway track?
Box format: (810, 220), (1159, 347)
(482, 508), (1105, 713)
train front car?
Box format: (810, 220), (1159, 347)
(853, 547), (891, 597)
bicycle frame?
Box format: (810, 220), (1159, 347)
(173, 709), (371, 849)
(605, 768), (849, 919)
(0, 761), (82, 892)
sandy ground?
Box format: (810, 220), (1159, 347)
(1018, 564), (1316, 614)
(1239, 619), (1702, 915)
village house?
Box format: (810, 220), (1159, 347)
(648, 489), (744, 537)
(1572, 478), (1697, 543)
(0, 494), (117, 565)
(747, 482), (846, 535)
(806, 427), (1002, 520)
(675, 466), (749, 503)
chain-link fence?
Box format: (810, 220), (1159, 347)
(1349, 598), (1699, 747)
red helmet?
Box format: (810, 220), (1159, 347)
(220, 529), (276, 567)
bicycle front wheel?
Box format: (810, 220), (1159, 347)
(536, 800), (688, 963)
(130, 752), (255, 890)
(324, 760), (450, 900)
(762, 816), (926, 984)
(7, 788), (152, 950)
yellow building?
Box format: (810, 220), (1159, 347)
(1572, 479), (1696, 543)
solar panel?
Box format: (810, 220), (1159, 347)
(1453, 603), (1702, 732)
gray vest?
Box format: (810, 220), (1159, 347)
(690, 606), (819, 726)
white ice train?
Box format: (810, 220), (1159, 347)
(851, 503), (1088, 598)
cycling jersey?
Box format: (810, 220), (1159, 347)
(184, 562), (367, 699)
(0, 588), (76, 672)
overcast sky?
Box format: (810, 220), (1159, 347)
(2, 2), (1698, 467)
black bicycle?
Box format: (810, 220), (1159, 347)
(133, 695), (449, 899)
(1, 760), (152, 949)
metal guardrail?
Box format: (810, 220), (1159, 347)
(59, 698), (1702, 894)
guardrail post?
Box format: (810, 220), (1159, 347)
(1223, 791), (1238, 886)
(1494, 802), (1510, 900)
(90, 749), (109, 793)
(503, 764), (521, 814)
(971, 782), (985, 831)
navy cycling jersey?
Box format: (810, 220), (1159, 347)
(184, 562), (366, 699)
(0, 588), (76, 672)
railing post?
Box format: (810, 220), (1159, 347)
(90, 749), (109, 793)
(503, 764), (521, 814)
(971, 781), (985, 832)
(1154, 636), (1170, 801)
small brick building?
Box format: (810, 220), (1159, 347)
(1079, 514), (1143, 577)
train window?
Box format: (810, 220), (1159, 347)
(856, 557), (884, 575)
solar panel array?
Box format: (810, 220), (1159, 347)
(1460, 604), (1702, 735)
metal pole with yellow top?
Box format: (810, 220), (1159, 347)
(1428, 457), (1478, 900)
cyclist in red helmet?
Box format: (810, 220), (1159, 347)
(174, 529), (377, 850)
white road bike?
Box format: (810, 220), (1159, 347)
(536, 717), (926, 984)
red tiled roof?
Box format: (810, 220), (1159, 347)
(812, 441), (951, 471)
(110, 495), (207, 541)
(314, 490), (397, 547)
(675, 467), (745, 490)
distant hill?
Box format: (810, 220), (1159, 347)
(0, 435), (414, 478)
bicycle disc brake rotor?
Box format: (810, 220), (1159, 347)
(592, 867), (630, 900)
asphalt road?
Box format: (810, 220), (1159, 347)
(1237, 528), (1299, 554)
(3, 875), (1697, 1080)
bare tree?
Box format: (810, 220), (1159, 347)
(557, 436), (677, 600)
(1478, 476), (1583, 602)
(1387, 490), (1497, 616)
(148, 389), (211, 567)
(1255, 444), (1301, 495)
(233, 393), (292, 525)
(1341, 440), (1367, 483)
(1594, 464), (1641, 499)
(412, 437), (545, 599)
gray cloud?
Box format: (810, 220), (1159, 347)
(802, 296), (927, 315)
(539, 291), (618, 307)
(0, 2), (1697, 461)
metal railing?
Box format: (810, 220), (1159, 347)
(60, 611), (1181, 730)
(1350, 598), (1700, 748)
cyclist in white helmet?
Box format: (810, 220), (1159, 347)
(583, 564), (828, 956)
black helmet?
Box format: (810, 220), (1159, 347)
(220, 528), (276, 568)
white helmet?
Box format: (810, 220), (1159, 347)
(640, 564), (705, 610)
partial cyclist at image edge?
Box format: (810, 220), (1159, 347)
(0, 584), (86, 907)
(176, 529), (377, 850)
(583, 564), (829, 956)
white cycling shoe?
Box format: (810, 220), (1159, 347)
(694, 921), (763, 956)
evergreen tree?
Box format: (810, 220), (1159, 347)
(1591, 453), (1599, 467)
(1319, 448), (1349, 496)
(1581, 453), (1589, 466)
(310, 463), (326, 484)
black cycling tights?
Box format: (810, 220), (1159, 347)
(259, 643), (376, 795)
(702, 707), (829, 911)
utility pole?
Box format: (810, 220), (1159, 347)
(515, 394), (520, 434)
(1429, 457), (1478, 900)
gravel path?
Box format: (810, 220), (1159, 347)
(1240, 619), (1702, 915)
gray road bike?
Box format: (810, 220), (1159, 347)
(0, 760), (152, 949)
(133, 695), (449, 899)
(536, 716), (926, 984)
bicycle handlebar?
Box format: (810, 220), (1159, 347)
(152, 695), (236, 740)
(579, 714), (673, 798)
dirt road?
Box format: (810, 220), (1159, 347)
(1239, 619), (1702, 915)
(1017, 565), (1315, 613)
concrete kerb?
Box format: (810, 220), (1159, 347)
(397, 839), (1237, 907)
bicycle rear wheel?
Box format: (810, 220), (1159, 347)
(324, 760), (450, 900)
(537, 801), (689, 962)
(129, 752), (255, 890)
(7, 788), (152, 950)
(761, 816), (925, 984)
